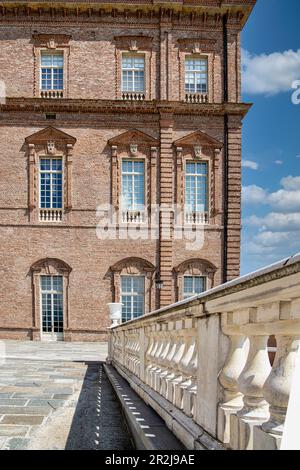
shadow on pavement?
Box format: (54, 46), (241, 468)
(65, 362), (134, 450)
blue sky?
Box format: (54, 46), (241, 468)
(240, 0), (300, 274)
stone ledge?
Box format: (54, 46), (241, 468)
(104, 363), (185, 451)
(106, 361), (225, 450)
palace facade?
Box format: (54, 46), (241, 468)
(0, 0), (255, 341)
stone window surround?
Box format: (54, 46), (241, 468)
(174, 258), (217, 302)
(110, 257), (156, 315)
(25, 126), (76, 223)
(30, 258), (72, 341)
(108, 130), (159, 218)
(114, 35), (154, 100)
(174, 130), (223, 225)
(177, 38), (217, 102)
(32, 34), (71, 98)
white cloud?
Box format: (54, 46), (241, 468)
(246, 213), (300, 232)
(243, 177), (300, 212)
(242, 176), (300, 267)
(268, 189), (300, 212)
(242, 160), (259, 170)
(275, 160), (283, 165)
(242, 48), (300, 95)
(281, 175), (300, 190)
(242, 185), (268, 204)
(296, 155), (300, 159)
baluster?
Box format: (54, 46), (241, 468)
(231, 335), (271, 450)
(218, 334), (249, 445)
(262, 335), (300, 436)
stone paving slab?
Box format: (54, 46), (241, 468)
(0, 340), (133, 450)
(0, 425), (30, 437)
(1, 415), (45, 425)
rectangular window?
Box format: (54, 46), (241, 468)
(185, 161), (208, 214)
(122, 54), (145, 93)
(40, 51), (64, 91)
(183, 276), (206, 299)
(40, 275), (63, 335)
(185, 57), (208, 94)
(121, 160), (145, 211)
(40, 158), (63, 209)
(121, 276), (145, 323)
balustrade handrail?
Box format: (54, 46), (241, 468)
(108, 252), (300, 450)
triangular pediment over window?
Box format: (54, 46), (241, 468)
(108, 129), (159, 146)
(25, 126), (76, 145)
(174, 130), (223, 149)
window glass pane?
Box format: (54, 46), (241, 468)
(185, 161), (208, 213)
(40, 158), (63, 209)
(185, 57), (208, 94)
(122, 55), (145, 92)
(183, 276), (205, 299)
(40, 52), (64, 90)
(121, 276), (145, 322)
(122, 160), (145, 210)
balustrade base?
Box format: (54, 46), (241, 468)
(111, 360), (226, 451)
(217, 404), (243, 446)
(253, 426), (282, 450)
(230, 413), (270, 450)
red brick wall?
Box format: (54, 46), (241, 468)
(0, 3), (253, 341)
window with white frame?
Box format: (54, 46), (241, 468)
(185, 161), (208, 214)
(121, 160), (145, 211)
(39, 158), (63, 209)
(121, 276), (145, 322)
(122, 54), (145, 93)
(40, 275), (63, 335)
(40, 51), (64, 91)
(185, 57), (208, 94)
(183, 276), (206, 299)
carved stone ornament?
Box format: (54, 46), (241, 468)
(130, 143), (138, 155)
(47, 38), (57, 49)
(47, 140), (56, 155)
(194, 145), (202, 158)
(192, 42), (201, 54)
(129, 40), (138, 52)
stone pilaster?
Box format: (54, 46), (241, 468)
(159, 110), (174, 307)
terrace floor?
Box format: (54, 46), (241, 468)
(0, 340), (133, 450)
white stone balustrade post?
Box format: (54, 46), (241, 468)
(139, 326), (146, 382)
(218, 332), (249, 445)
(230, 334), (271, 450)
(262, 335), (300, 436)
(238, 334), (271, 420)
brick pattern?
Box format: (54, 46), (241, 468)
(0, 2), (255, 341)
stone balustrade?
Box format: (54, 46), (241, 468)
(108, 253), (300, 450)
(39, 208), (63, 222)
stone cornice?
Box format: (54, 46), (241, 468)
(0, 1), (257, 30)
(0, 98), (252, 117)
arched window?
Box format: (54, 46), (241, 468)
(174, 259), (217, 301)
(30, 258), (72, 341)
(110, 257), (156, 322)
